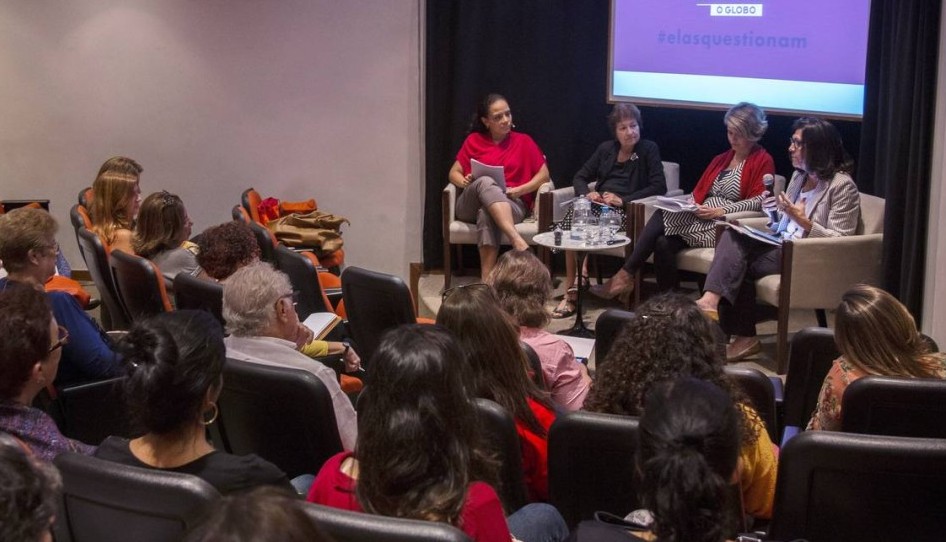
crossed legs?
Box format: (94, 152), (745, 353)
(455, 177), (529, 281)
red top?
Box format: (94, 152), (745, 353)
(456, 131), (546, 211)
(515, 397), (556, 502)
(691, 145), (774, 204)
(307, 452), (512, 542)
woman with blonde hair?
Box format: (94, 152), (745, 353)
(808, 284), (946, 431)
(89, 156), (142, 254)
(489, 250), (591, 411)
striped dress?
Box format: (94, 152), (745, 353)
(662, 161), (763, 248)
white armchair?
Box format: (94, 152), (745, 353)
(441, 182), (553, 289)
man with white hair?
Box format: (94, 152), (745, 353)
(222, 261), (357, 450)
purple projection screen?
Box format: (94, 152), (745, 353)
(609, 1), (871, 118)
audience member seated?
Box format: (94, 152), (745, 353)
(196, 221), (261, 281)
(0, 208), (120, 386)
(89, 156), (143, 255)
(584, 293), (777, 520)
(307, 325), (568, 542)
(559, 103), (666, 314)
(94, 310), (293, 494)
(0, 286), (95, 461)
(0, 433), (62, 542)
(695, 117), (860, 362)
(185, 486), (333, 542)
(133, 191), (203, 293)
(489, 250), (591, 410)
(437, 284), (557, 503)
(592, 102), (773, 300)
(571, 378), (744, 542)
(447, 93), (551, 280)
(222, 262), (358, 450)
(808, 284), (946, 431)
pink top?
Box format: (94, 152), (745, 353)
(456, 131), (546, 211)
(307, 452), (512, 542)
(520, 327), (591, 411)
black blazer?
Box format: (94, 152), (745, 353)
(572, 139), (666, 204)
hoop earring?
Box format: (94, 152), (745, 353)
(202, 403), (219, 426)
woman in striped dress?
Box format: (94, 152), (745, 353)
(590, 102), (774, 299)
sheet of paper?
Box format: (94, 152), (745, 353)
(653, 195), (698, 213)
(560, 335), (595, 360)
(471, 159), (506, 191)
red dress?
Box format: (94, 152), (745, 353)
(307, 452), (512, 542)
(455, 131), (546, 211)
(515, 397), (556, 502)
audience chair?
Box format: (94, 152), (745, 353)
(173, 273), (225, 327)
(216, 358), (344, 480)
(53, 452), (221, 542)
(248, 220), (279, 264)
(77, 186), (93, 208)
(441, 181), (554, 290)
(304, 502), (472, 542)
(474, 398), (529, 512)
(76, 228), (130, 330)
(745, 192), (885, 373)
(779, 327), (839, 445)
(841, 375), (946, 438)
(767, 431), (946, 542)
(548, 410), (641, 529)
(593, 308), (636, 369)
(274, 245), (338, 319)
(110, 249), (172, 322)
(521, 341), (548, 391)
(724, 365), (778, 443)
(231, 204), (250, 223)
(341, 266), (420, 366)
(69, 203), (92, 261)
(51, 377), (133, 446)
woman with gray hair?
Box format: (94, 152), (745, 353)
(592, 102), (775, 299)
(222, 262), (358, 451)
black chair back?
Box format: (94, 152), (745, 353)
(173, 273), (225, 327)
(76, 228), (130, 330)
(548, 410), (640, 529)
(69, 204), (92, 263)
(520, 342), (548, 391)
(724, 365), (778, 442)
(303, 502), (471, 542)
(110, 249), (172, 321)
(841, 375), (946, 438)
(55, 377), (133, 445)
(77, 186), (92, 208)
(217, 358), (343, 479)
(274, 244), (332, 319)
(53, 452), (220, 542)
(768, 431), (946, 542)
(781, 327), (839, 433)
(473, 398), (529, 512)
(232, 204), (250, 223)
(341, 266), (417, 366)
(593, 308), (636, 369)
(248, 221), (278, 263)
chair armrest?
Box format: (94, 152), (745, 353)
(443, 184), (458, 222)
(533, 182), (554, 229)
(546, 184), (583, 224)
(783, 233), (884, 309)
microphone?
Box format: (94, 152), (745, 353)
(511, 123), (517, 129)
(762, 174), (779, 224)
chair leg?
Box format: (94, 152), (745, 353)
(776, 307), (790, 374)
(443, 243), (452, 290)
(815, 309), (827, 328)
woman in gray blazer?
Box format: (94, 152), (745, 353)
(695, 117), (861, 362)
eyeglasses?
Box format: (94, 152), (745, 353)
(441, 282), (491, 302)
(277, 292), (299, 308)
(49, 325), (69, 353)
(789, 137), (805, 149)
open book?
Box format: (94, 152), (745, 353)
(302, 312), (343, 340)
(653, 195), (698, 213)
(723, 222), (783, 246)
(471, 159), (506, 191)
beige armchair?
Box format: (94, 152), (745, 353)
(741, 192), (885, 373)
(629, 174), (786, 305)
(441, 182), (553, 289)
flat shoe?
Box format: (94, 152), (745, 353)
(701, 308), (720, 322)
(726, 338), (761, 362)
(589, 283), (618, 300)
(551, 298), (576, 319)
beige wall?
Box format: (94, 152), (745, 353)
(924, 1), (946, 344)
(0, 0), (424, 279)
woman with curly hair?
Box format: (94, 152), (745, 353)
(584, 292), (777, 520)
(489, 250), (591, 411)
(89, 156), (143, 254)
(808, 284), (946, 431)
(437, 284), (557, 503)
(195, 221), (261, 281)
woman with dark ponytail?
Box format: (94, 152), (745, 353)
(571, 378), (742, 542)
(94, 310), (292, 494)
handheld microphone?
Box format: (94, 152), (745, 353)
(762, 174), (779, 224)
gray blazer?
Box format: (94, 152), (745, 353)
(774, 170), (861, 238)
